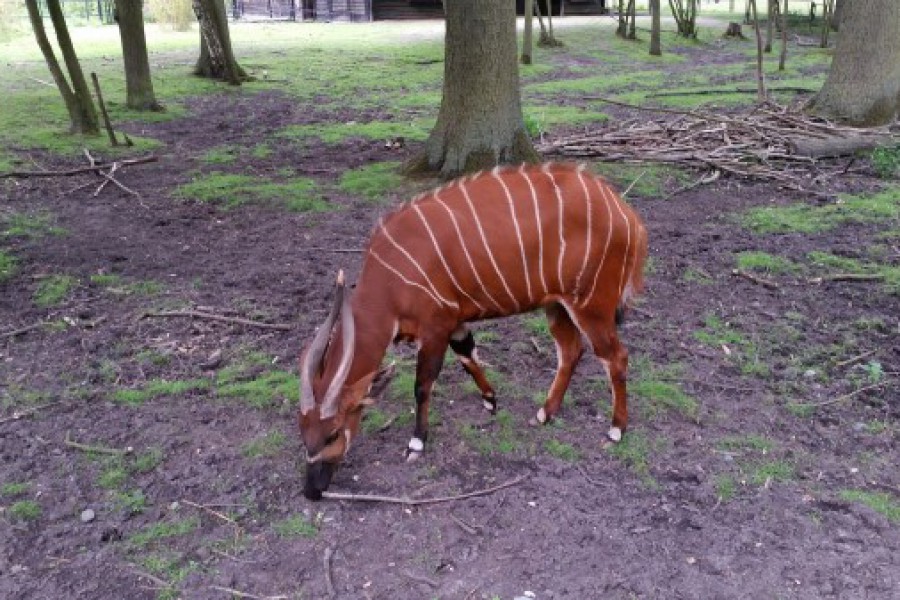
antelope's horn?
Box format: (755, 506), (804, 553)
(300, 271), (345, 415)
(319, 280), (355, 419)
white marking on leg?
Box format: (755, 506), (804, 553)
(493, 167), (533, 304)
(369, 249), (445, 308)
(536, 406), (548, 424)
(542, 164), (567, 293)
(407, 437), (424, 453)
(433, 194), (506, 313)
(459, 180), (519, 311)
(378, 222), (458, 309)
(344, 428), (353, 453)
(483, 399), (495, 411)
(413, 201), (486, 313)
(582, 178), (615, 308)
(520, 165), (549, 298)
(607, 427), (622, 443)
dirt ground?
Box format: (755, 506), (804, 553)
(2, 38), (899, 600)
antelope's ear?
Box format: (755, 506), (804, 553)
(366, 363), (396, 402)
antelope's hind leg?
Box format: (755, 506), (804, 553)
(449, 324), (497, 414)
(533, 303), (584, 426)
(570, 309), (629, 443)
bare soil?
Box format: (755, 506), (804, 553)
(2, 47), (899, 600)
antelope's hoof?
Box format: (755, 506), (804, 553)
(482, 396), (497, 414)
(529, 407), (549, 427)
(405, 450), (422, 463)
(405, 437), (424, 462)
(607, 426), (623, 443)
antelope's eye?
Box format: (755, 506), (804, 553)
(325, 430), (340, 445)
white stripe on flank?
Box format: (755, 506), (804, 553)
(377, 221), (459, 309)
(493, 167), (533, 304)
(459, 179), (520, 311)
(542, 164), (567, 293)
(581, 177), (615, 308)
(607, 184), (633, 299)
(573, 165), (593, 303)
(519, 165), (548, 298)
(413, 200), (487, 314)
(432, 194), (506, 313)
(369, 249), (446, 309)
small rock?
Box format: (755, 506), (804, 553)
(169, 501), (180, 511)
(80, 509), (95, 523)
(804, 369), (817, 378)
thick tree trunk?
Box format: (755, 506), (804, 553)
(26, 0), (98, 134)
(650, 0), (661, 56)
(408, 0), (538, 178)
(193, 0), (248, 85)
(810, 0), (900, 126)
(115, 0), (162, 111)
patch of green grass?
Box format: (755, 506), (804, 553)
(200, 145), (239, 165)
(217, 369), (298, 409)
(0, 250), (17, 283)
(34, 274), (77, 307)
(749, 460), (794, 486)
(273, 514), (319, 538)
(592, 162), (690, 199)
(717, 434), (775, 453)
(693, 313), (768, 376)
(460, 409), (522, 456)
(807, 251), (900, 294)
(2, 212), (66, 239)
(715, 475), (737, 502)
(606, 431), (657, 487)
(98, 462), (129, 489)
(1, 482), (29, 497)
(839, 490), (900, 522)
(250, 144), (273, 159)
(138, 552), (200, 599)
(627, 357), (697, 419)
(741, 188), (899, 234)
(114, 489), (147, 514)
(735, 251), (801, 274)
(242, 430), (287, 458)
(521, 313), (550, 339)
(113, 378), (210, 406)
(8, 500), (41, 521)
(361, 407), (391, 434)
(278, 119), (431, 145)
(174, 171), (331, 212)
(132, 448), (165, 474)
(871, 145), (900, 179)
(544, 439), (579, 461)
(129, 516), (200, 548)
(338, 161), (405, 202)
(681, 266), (713, 284)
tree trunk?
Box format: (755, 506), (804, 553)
(749, 0), (767, 102)
(778, 0), (788, 70)
(522, 0), (534, 65)
(810, 0), (900, 126)
(26, 0), (99, 135)
(193, 0), (248, 84)
(831, 0), (844, 31)
(408, 0), (538, 178)
(115, 0), (162, 111)
(650, 0), (661, 56)
(764, 0), (774, 52)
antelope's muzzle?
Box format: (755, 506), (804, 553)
(303, 460), (337, 501)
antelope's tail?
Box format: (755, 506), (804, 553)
(615, 219), (649, 326)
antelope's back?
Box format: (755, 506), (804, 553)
(365, 162), (646, 317)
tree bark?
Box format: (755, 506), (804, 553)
(810, 0), (900, 126)
(522, 0), (534, 65)
(778, 0), (788, 70)
(407, 0), (538, 178)
(650, 0), (661, 56)
(764, 0), (774, 52)
(26, 0), (99, 134)
(115, 0), (163, 111)
(193, 0), (248, 84)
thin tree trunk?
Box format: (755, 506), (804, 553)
(650, 0), (661, 56)
(820, 0), (832, 47)
(778, 0), (788, 70)
(522, 0), (534, 65)
(764, 0), (774, 52)
(26, 0), (99, 134)
(749, 0), (767, 102)
(115, 0), (162, 111)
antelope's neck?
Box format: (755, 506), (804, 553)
(341, 285), (395, 385)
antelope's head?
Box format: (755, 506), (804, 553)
(298, 272), (393, 500)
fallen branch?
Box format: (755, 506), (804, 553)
(0, 155), (158, 179)
(401, 569), (439, 588)
(323, 547), (336, 598)
(128, 565), (173, 590)
(0, 401), (63, 425)
(91, 72), (119, 147)
(732, 268), (780, 290)
(791, 380), (891, 410)
(321, 474), (528, 506)
(140, 309), (294, 331)
(208, 586), (289, 600)
(646, 86), (817, 98)
(809, 273), (885, 284)
(0, 320), (49, 339)
(64, 430), (132, 456)
(835, 349), (877, 368)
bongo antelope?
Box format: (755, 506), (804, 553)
(299, 162), (648, 500)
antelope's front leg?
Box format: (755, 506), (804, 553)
(407, 337), (448, 462)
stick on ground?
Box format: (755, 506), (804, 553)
(322, 474), (528, 505)
(140, 309), (294, 331)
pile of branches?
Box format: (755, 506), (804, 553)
(538, 98), (898, 197)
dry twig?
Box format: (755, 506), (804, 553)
(732, 268), (780, 290)
(0, 401), (63, 425)
(0, 155), (157, 178)
(64, 430), (132, 455)
(208, 585), (289, 600)
(321, 474), (528, 505)
(323, 546), (336, 598)
(140, 309), (294, 331)
(792, 380), (891, 410)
